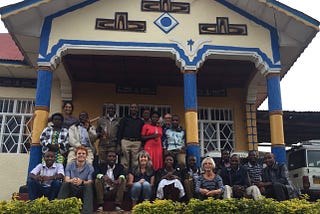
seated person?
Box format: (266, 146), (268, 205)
(95, 151), (126, 212)
(68, 112), (97, 164)
(155, 154), (185, 201)
(27, 150), (64, 200)
(181, 155), (200, 200)
(244, 150), (263, 191)
(40, 113), (69, 165)
(257, 152), (297, 201)
(195, 157), (224, 200)
(127, 150), (155, 207)
(58, 146), (94, 214)
(221, 154), (261, 200)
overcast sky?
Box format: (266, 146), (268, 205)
(1, 1), (319, 112)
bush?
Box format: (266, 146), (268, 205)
(0, 196), (82, 214)
(132, 197), (320, 214)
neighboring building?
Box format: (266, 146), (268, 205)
(0, 0), (319, 200)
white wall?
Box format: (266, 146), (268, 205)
(0, 154), (29, 200)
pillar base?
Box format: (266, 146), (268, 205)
(187, 144), (200, 167)
(27, 145), (42, 174)
(271, 146), (286, 163)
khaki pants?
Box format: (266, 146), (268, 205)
(120, 139), (141, 170)
(223, 185), (262, 200)
(95, 177), (126, 205)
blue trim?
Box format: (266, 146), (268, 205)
(267, 76), (282, 112)
(271, 146), (286, 164)
(38, 39), (280, 70)
(216, 0), (280, 63)
(0, 0), (42, 15)
(27, 145), (42, 174)
(267, 0), (320, 26)
(184, 73), (197, 110)
(187, 145), (201, 168)
(39, 0), (98, 56)
(35, 69), (52, 107)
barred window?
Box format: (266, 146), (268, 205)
(198, 107), (234, 156)
(0, 99), (34, 153)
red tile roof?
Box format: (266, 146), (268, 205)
(0, 33), (24, 61)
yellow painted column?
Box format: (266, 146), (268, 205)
(266, 73), (286, 163)
(183, 70), (200, 166)
(28, 66), (53, 173)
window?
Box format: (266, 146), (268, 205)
(0, 99), (34, 153)
(198, 107), (234, 156)
(108, 104), (171, 118)
(307, 150), (320, 167)
(288, 149), (307, 170)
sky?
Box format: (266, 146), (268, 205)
(0, 0), (319, 112)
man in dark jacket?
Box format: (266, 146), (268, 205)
(257, 152), (297, 201)
(95, 151), (126, 212)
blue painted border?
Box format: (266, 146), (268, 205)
(187, 145), (201, 168)
(35, 69), (52, 107)
(271, 146), (286, 163)
(184, 73), (197, 110)
(267, 76), (282, 111)
(216, 0), (280, 63)
(0, 60), (27, 65)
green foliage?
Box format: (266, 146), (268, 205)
(0, 196), (82, 214)
(132, 197), (320, 214)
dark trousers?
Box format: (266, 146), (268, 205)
(27, 178), (61, 200)
(265, 182), (289, 201)
(58, 182), (93, 214)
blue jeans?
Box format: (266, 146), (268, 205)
(27, 178), (61, 200)
(131, 181), (152, 201)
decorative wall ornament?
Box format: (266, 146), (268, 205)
(142, 0), (190, 13)
(199, 17), (247, 35)
(96, 12), (146, 32)
(154, 12), (179, 33)
(169, 38), (212, 62)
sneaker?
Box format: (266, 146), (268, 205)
(114, 206), (124, 212)
(96, 206), (104, 212)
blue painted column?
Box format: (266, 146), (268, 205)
(183, 70), (200, 167)
(27, 67), (53, 174)
(267, 73), (286, 163)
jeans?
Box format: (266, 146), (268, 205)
(131, 181), (152, 201)
(27, 178), (61, 200)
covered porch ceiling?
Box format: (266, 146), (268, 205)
(62, 54), (256, 88)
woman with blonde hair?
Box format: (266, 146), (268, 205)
(195, 157), (225, 199)
(127, 150), (155, 207)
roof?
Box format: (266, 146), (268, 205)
(257, 110), (320, 145)
(0, 33), (24, 61)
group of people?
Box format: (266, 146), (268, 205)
(27, 102), (298, 214)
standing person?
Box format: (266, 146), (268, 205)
(95, 151), (126, 212)
(196, 157), (224, 200)
(221, 154), (261, 200)
(62, 101), (79, 129)
(127, 150), (155, 207)
(161, 113), (172, 142)
(68, 112), (97, 164)
(96, 103), (120, 164)
(181, 155), (201, 200)
(117, 103), (144, 171)
(141, 111), (163, 171)
(163, 114), (186, 168)
(40, 113), (69, 164)
(27, 150), (64, 200)
(257, 152), (298, 201)
(58, 146), (94, 214)
(141, 108), (151, 124)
